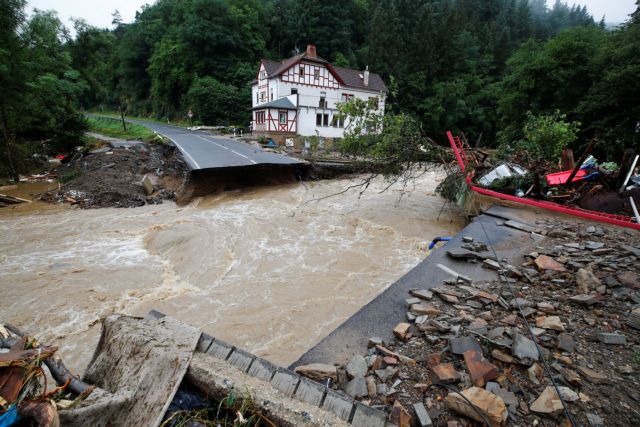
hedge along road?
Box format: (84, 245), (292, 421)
(120, 117), (304, 170)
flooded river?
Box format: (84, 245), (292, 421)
(0, 173), (463, 373)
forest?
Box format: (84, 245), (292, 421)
(1, 0), (639, 177)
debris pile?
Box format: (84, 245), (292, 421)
(0, 324), (91, 426)
(40, 142), (189, 208)
(297, 220), (639, 426)
(445, 132), (640, 222)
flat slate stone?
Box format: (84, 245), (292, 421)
(413, 402), (433, 427)
(227, 348), (255, 372)
(293, 377), (326, 407)
(449, 336), (482, 355)
(247, 357), (277, 381)
(206, 339), (234, 360)
(512, 334), (539, 360)
(196, 333), (214, 353)
(271, 368), (300, 397)
(322, 389), (354, 421)
(351, 401), (386, 427)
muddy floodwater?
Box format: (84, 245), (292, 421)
(1, 172), (464, 374)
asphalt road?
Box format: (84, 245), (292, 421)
(127, 119), (303, 171)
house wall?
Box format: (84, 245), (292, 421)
(251, 60), (386, 141)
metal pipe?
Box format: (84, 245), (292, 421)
(620, 155), (639, 192)
(630, 197), (640, 223)
(429, 236), (452, 250)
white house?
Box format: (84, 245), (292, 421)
(251, 44), (386, 147)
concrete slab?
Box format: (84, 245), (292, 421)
(206, 339), (234, 360)
(196, 333), (213, 353)
(271, 368), (300, 397)
(322, 389), (354, 422)
(294, 377), (326, 407)
(351, 401), (387, 427)
(247, 357), (277, 381)
(227, 348), (255, 372)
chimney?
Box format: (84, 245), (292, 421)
(306, 44), (317, 58)
(363, 65), (370, 86)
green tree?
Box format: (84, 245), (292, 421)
(186, 76), (248, 125)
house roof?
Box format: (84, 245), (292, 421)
(251, 97), (297, 110)
(333, 66), (386, 92)
(259, 48), (385, 93)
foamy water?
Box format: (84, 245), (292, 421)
(0, 172), (463, 373)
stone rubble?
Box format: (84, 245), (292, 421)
(294, 218), (639, 426)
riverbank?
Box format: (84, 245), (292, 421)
(292, 204), (640, 426)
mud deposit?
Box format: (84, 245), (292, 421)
(0, 173), (464, 374)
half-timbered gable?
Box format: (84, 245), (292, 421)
(251, 44), (386, 147)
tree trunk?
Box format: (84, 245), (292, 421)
(119, 101), (127, 132)
(0, 98), (19, 182)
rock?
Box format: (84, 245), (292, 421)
(621, 244), (640, 258)
(509, 297), (533, 308)
(548, 228), (573, 238)
(376, 383), (388, 395)
(530, 386), (564, 415)
(365, 376), (377, 397)
(535, 315), (565, 331)
(556, 333), (576, 353)
(483, 259), (502, 270)
(536, 302), (556, 313)
(528, 363), (543, 385)
(389, 401), (412, 427)
(586, 413), (605, 427)
(393, 323), (411, 340)
(463, 350), (499, 387)
(368, 337), (383, 348)
(618, 364), (634, 374)
(554, 365), (582, 387)
(493, 388), (518, 406)
(557, 386), (579, 402)
(512, 334), (539, 361)
(491, 349), (515, 364)
(375, 366), (398, 382)
(431, 363), (462, 383)
(344, 376), (368, 398)
(462, 236), (474, 243)
(447, 249), (485, 260)
(406, 297), (422, 306)
(141, 173), (155, 195)
(449, 336), (482, 355)
(576, 268), (601, 293)
(627, 307), (640, 330)
(294, 363), (337, 381)
(413, 402), (433, 427)
(534, 255), (566, 272)
(595, 332), (626, 345)
(383, 356), (399, 365)
(430, 319), (451, 332)
(577, 366), (609, 384)
(568, 294), (601, 306)
(445, 386), (507, 427)
(346, 355), (368, 378)
(617, 271), (639, 288)
(604, 276), (621, 287)
(410, 289), (433, 301)
(411, 303), (441, 316)
(585, 241), (604, 250)
(438, 294), (460, 304)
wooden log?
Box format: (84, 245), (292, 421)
(4, 323), (93, 396)
(565, 138), (598, 186)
